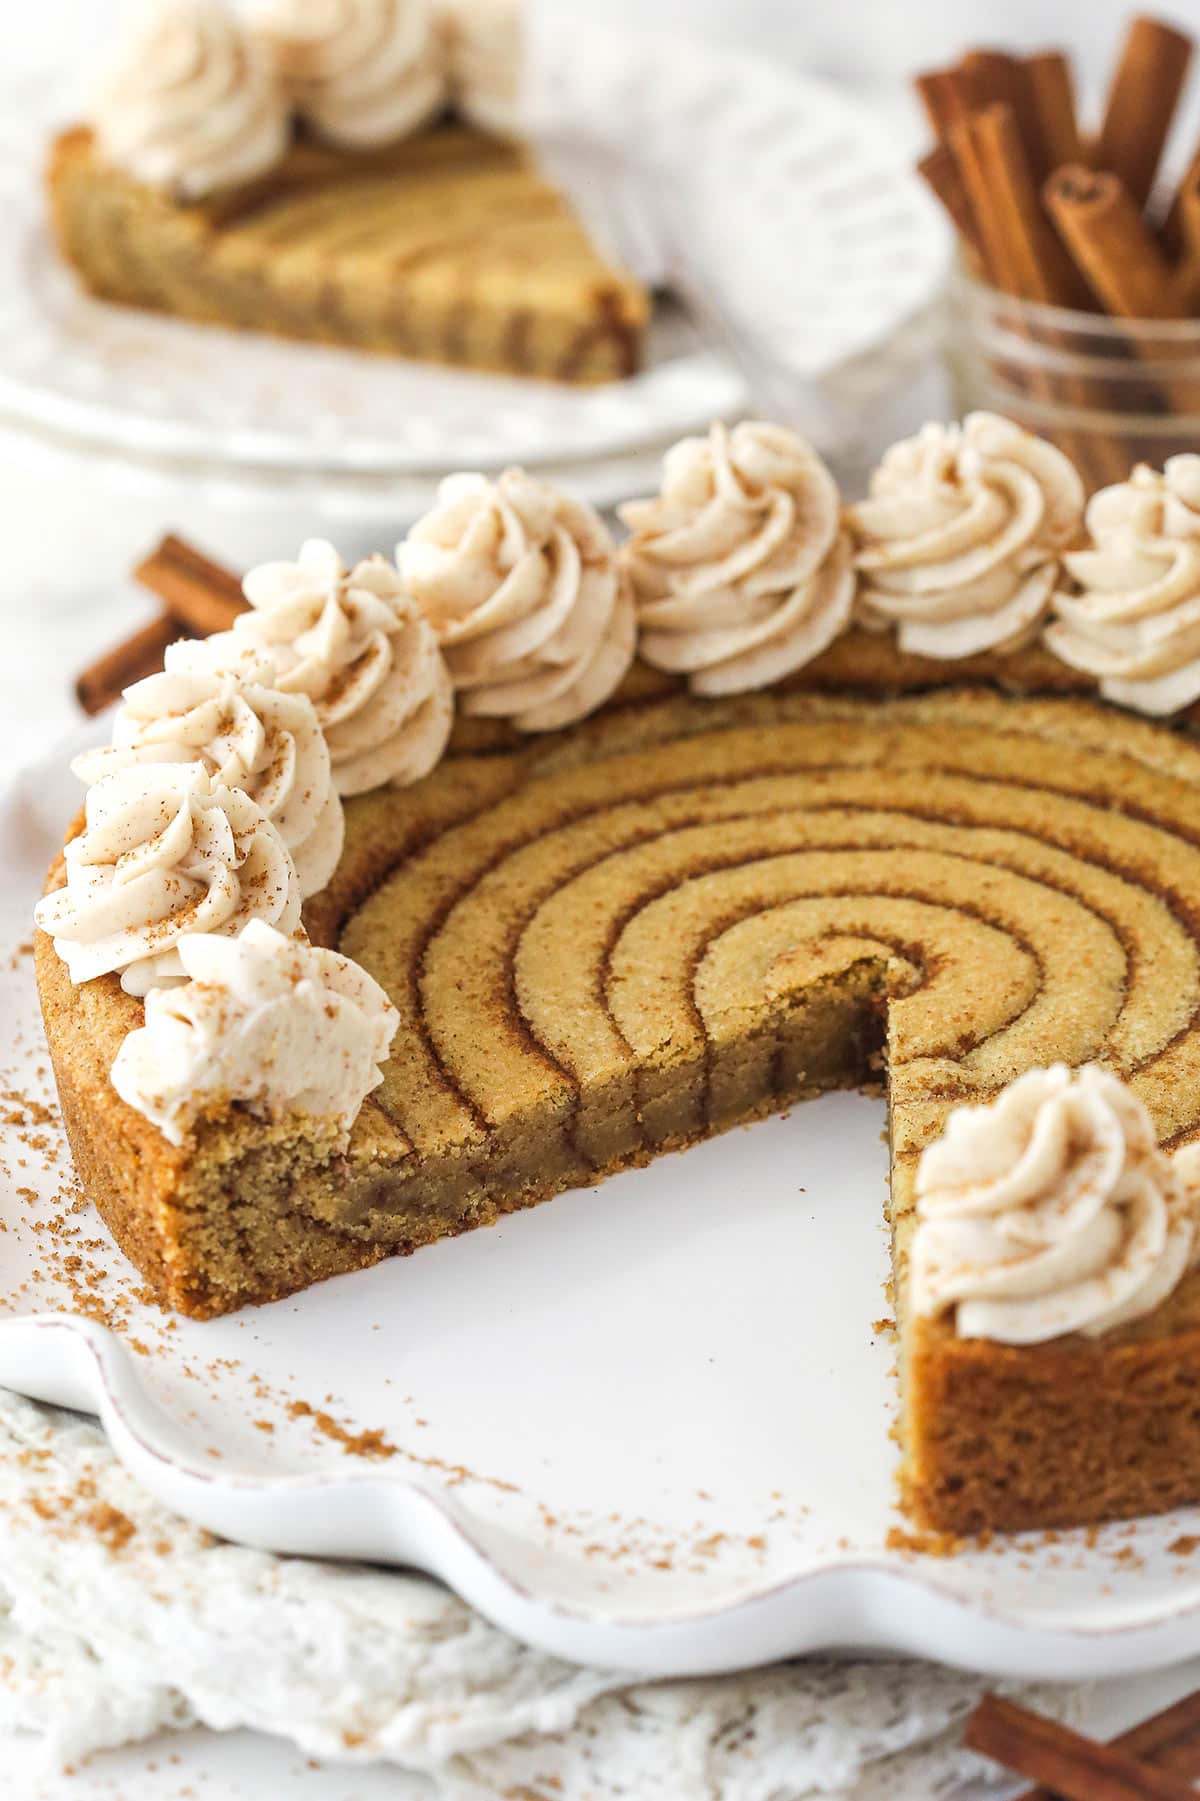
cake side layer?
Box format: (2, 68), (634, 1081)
(37, 909), (888, 1317)
(46, 125), (649, 384)
(903, 1294), (1200, 1533)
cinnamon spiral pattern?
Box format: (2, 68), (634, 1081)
(323, 686), (1200, 1261)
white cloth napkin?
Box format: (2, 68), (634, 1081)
(0, 1386), (1091, 1795)
(521, 7), (951, 470)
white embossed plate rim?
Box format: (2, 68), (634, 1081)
(4, 726), (1200, 1682)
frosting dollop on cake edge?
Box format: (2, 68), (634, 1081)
(35, 761), (303, 999)
(249, 0), (447, 151)
(111, 918), (397, 1145)
(228, 540), (454, 797)
(1047, 457), (1200, 715)
(399, 468), (636, 732)
(92, 0), (290, 199)
(618, 421), (856, 695)
(911, 1064), (1200, 1344)
(848, 411), (1086, 660)
(72, 639), (344, 897)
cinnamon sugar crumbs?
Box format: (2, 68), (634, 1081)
(885, 1525), (964, 1558)
(82, 1502), (136, 1552)
(285, 1398), (519, 1492)
(1169, 1534), (1200, 1556)
(286, 1400), (398, 1462)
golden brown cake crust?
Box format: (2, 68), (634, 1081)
(34, 638), (1200, 1533)
(46, 123), (649, 383)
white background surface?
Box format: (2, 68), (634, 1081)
(5, 2), (1200, 1794)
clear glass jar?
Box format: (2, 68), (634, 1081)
(948, 266), (1200, 493)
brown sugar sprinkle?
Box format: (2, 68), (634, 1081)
(1169, 1534), (1200, 1556)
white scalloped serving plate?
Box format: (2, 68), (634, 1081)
(7, 728), (1200, 1682)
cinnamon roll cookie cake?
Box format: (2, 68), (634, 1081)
(47, 0), (648, 381)
(33, 415), (1200, 1538)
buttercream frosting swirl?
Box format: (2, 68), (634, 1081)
(111, 919), (397, 1145)
(93, 0), (289, 199)
(848, 412), (1085, 658)
(618, 421), (855, 695)
(251, 0), (446, 149)
(1046, 457), (1200, 714)
(400, 468), (636, 731)
(72, 639), (343, 898)
(218, 540), (454, 797)
(911, 1064), (1199, 1344)
(35, 762), (302, 999)
(439, 0), (523, 138)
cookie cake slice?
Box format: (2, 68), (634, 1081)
(47, 0), (649, 383)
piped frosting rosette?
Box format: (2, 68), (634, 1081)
(35, 762), (302, 998)
(1046, 457), (1200, 715)
(217, 539), (454, 797)
(438, 0), (523, 138)
(250, 0), (446, 149)
(111, 919), (397, 1145)
(911, 1065), (1200, 1345)
(618, 421), (856, 695)
(93, 0), (289, 198)
(72, 639), (343, 898)
(399, 468), (636, 731)
(848, 412), (1086, 658)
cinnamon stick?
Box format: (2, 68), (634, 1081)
(77, 534), (248, 717)
(965, 1694), (1198, 1801)
(1019, 49), (1087, 179)
(917, 144), (984, 265)
(1095, 14), (1194, 211)
(1016, 1685), (1200, 1799)
(75, 612), (182, 717)
(1046, 165), (1183, 316)
(959, 48), (1025, 117)
(1163, 141), (1200, 257)
(948, 104), (1090, 305)
(914, 65), (975, 141)
(134, 532), (247, 638)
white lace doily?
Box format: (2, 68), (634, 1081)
(0, 1386), (1095, 1795)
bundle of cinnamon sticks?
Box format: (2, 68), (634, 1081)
(77, 534), (248, 715)
(918, 14), (1200, 490)
(919, 15), (1200, 315)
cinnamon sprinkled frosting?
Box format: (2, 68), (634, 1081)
(35, 762), (302, 999)
(1047, 457), (1200, 715)
(619, 421), (856, 695)
(92, 0), (289, 199)
(250, 0), (446, 149)
(73, 639), (343, 899)
(400, 469), (636, 731)
(111, 919), (397, 1145)
(848, 412), (1085, 659)
(220, 540), (454, 797)
(911, 1065), (1200, 1344)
